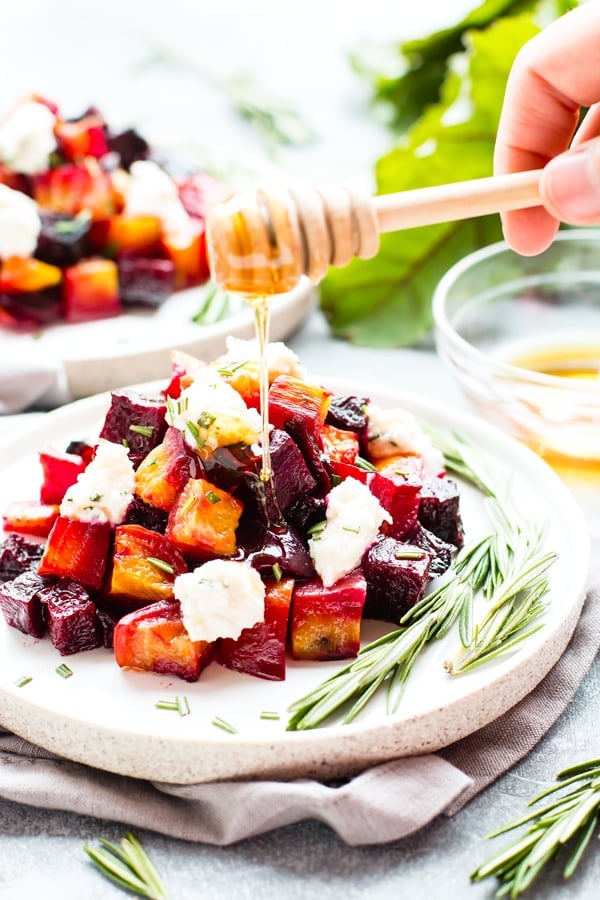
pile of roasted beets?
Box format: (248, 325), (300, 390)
(0, 97), (228, 328)
(0, 359), (464, 684)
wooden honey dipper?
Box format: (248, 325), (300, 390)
(205, 170), (543, 295)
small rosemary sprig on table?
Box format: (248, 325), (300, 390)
(287, 431), (556, 731)
(471, 759), (600, 897)
(84, 831), (168, 899)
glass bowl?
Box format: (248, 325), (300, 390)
(432, 230), (600, 491)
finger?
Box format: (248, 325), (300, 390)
(572, 102), (600, 147)
(540, 135), (600, 225)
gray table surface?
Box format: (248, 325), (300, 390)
(1, 1), (599, 897)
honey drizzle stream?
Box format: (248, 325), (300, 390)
(250, 295), (272, 481)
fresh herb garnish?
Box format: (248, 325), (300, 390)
(147, 557), (175, 576)
(181, 495), (196, 515)
(129, 424), (154, 438)
(205, 490), (221, 505)
(55, 663), (73, 679)
(191, 283), (233, 325)
(471, 759), (600, 897)
(271, 563), (283, 583)
(84, 831), (168, 899)
(212, 716), (238, 734)
(307, 520), (327, 538)
(394, 549), (425, 560)
(260, 710), (281, 720)
(155, 696), (190, 717)
(14, 675), (32, 687)
(355, 456), (377, 472)
(287, 431), (556, 731)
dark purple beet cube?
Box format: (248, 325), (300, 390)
(404, 522), (454, 578)
(325, 394), (369, 437)
(38, 578), (101, 655)
(0, 570), (51, 638)
(286, 494), (326, 534)
(118, 257), (176, 307)
(418, 476), (464, 548)
(96, 606), (121, 649)
(0, 286), (63, 326)
(0, 534), (44, 582)
(106, 128), (149, 170)
(270, 428), (317, 514)
(362, 537), (432, 622)
(99, 389), (167, 467)
(284, 416), (331, 495)
(240, 520), (315, 579)
(125, 496), (168, 533)
(35, 212), (92, 267)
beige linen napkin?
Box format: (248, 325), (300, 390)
(0, 354), (70, 414)
(0, 548), (597, 846)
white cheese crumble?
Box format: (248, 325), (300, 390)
(124, 160), (192, 245)
(366, 404), (445, 476)
(309, 477), (391, 588)
(174, 559), (265, 643)
(0, 100), (57, 175)
(166, 366), (261, 452)
(215, 336), (307, 380)
(60, 440), (135, 525)
(0, 184), (42, 259)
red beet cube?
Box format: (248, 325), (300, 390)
(118, 257), (176, 307)
(218, 578), (293, 681)
(38, 578), (101, 655)
(367, 468), (422, 540)
(362, 537), (432, 622)
(63, 258), (121, 323)
(290, 571), (367, 661)
(2, 500), (59, 538)
(268, 376), (331, 442)
(0, 570), (50, 638)
(0, 534), (44, 582)
(39, 516), (112, 592)
(99, 389), (167, 468)
(39, 447), (87, 504)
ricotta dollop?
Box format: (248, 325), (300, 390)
(60, 440), (135, 525)
(215, 336), (307, 380)
(0, 184), (42, 259)
(366, 404), (445, 476)
(0, 100), (57, 176)
(174, 559), (265, 643)
(124, 160), (191, 244)
(309, 477), (391, 588)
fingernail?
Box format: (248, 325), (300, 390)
(543, 148), (600, 221)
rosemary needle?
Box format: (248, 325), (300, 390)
(84, 831), (169, 899)
(471, 760), (600, 897)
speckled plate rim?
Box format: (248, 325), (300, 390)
(0, 376), (590, 784)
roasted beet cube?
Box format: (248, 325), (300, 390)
(99, 389), (167, 467)
(39, 516), (112, 592)
(39, 446), (87, 504)
(38, 578), (101, 655)
(418, 476), (465, 548)
(269, 428), (317, 514)
(268, 375), (331, 440)
(0, 286), (63, 326)
(362, 537), (432, 622)
(285, 494), (327, 534)
(325, 394), (369, 438)
(165, 478), (243, 560)
(0, 256), (62, 293)
(367, 468), (421, 540)
(403, 522), (454, 579)
(113, 599), (213, 682)
(160, 220), (209, 289)
(134, 426), (196, 512)
(284, 416), (331, 495)
(322, 423), (359, 464)
(0, 533), (44, 582)
(63, 258), (121, 323)
(54, 111), (108, 161)
(239, 520), (315, 580)
(218, 578), (293, 681)
(0, 570), (51, 638)
(118, 257), (176, 307)
(106, 127), (149, 170)
(102, 524), (188, 613)
(125, 496), (168, 533)
(65, 439), (96, 466)
(2, 500), (59, 538)
(32, 163), (115, 221)
(290, 571), (367, 661)
(96, 606), (121, 649)
(35, 211), (92, 267)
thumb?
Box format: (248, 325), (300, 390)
(540, 137), (600, 225)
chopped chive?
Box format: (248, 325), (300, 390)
(330, 473), (342, 487)
(15, 675), (32, 687)
(181, 495), (197, 515)
(342, 525), (360, 534)
(177, 696), (191, 717)
(129, 424), (154, 437)
(56, 663), (73, 678)
(147, 557), (175, 575)
(212, 716), (238, 734)
(197, 411), (216, 429)
(121, 439), (129, 448)
(260, 710), (280, 720)
(394, 468), (409, 476)
(271, 563), (282, 583)
(90, 493), (103, 503)
(186, 421), (200, 441)
(394, 549), (425, 560)
(155, 700), (179, 711)
(206, 490), (221, 504)
(307, 519), (326, 536)
(355, 456), (377, 472)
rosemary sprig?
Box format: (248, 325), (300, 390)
(287, 431), (556, 730)
(84, 831), (169, 899)
(191, 284), (234, 326)
(471, 760), (600, 897)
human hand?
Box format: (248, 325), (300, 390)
(494, 1), (600, 254)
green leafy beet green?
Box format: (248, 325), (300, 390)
(320, 1), (574, 348)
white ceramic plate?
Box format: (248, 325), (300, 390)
(0, 377), (590, 784)
(0, 279), (315, 399)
